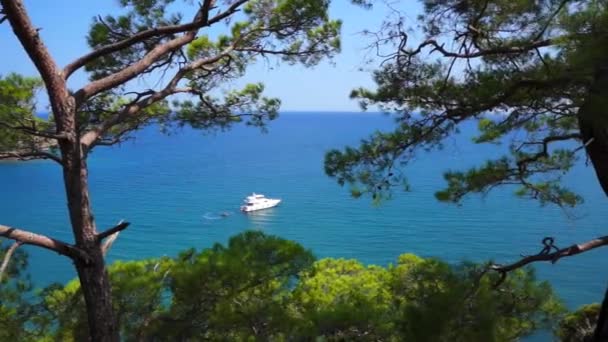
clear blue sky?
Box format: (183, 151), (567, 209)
(0, 0), (422, 112)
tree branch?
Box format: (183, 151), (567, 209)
(0, 8), (6, 24)
(79, 45), (235, 148)
(0, 120), (66, 140)
(101, 233), (120, 257)
(62, 0), (244, 78)
(63, 22), (201, 79)
(0, 0), (70, 127)
(0, 224), (90, 262)
(0, 150), (62, 164)
(79, 85), (195, 148)
(518, 133), (582, 151)
(96, 220), (130, 242)
(96, 220), (129, 256)
(236, 46), (328, 56)
(533, 0), (569, 42)
(409, 37), (555, 59)
(491, 235), (608, 283)
(0, 241), (22, 282)
(91, 127), (136, 147)
(73, 33), (197, 104)
(516, 133), (582, 169)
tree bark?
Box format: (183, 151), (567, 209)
(594, 285), (608, 341)
(59, 104), (119, 342)
(578, 65), (608, 341)
(0, 241), (22, 282)
(0, 1), (119, 339)
(578, 66), (608, 197)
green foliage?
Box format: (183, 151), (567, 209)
(350, 0), (373, 9)
(390, 255), (564, 341)
(291, 258), (394, 339)
(160, 0), (343, 136)
(172, 83), (281, 132)
(3, 0), (344, 154)
(155, 231), (314, 340)
(0, 74), (41, 121)
(85, 0), (181, 80)
(239, 0), (342, 65)
(0, 232), (569, 340)
(557, 303), (600, 342)
(436, 158), (512, 203)
(325, 0), (606, 206)
(37, 280), (88, 342)
(436, 153), (582, 207)
(0, 74), (49, 152)
(37, 258), (174, 341)
(0, 240), (37, 341)
(34, 229), (309, 340)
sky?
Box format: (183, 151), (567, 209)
(0, 0), (423, 112)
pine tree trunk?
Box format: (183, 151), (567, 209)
(578, 65), (608, 197)
(59, 109), (119, 341)
(0, 1), (119, 337)
(578, 65), (608, 341)
(74, 249), (117, 342)
(593, 285), (608, 341)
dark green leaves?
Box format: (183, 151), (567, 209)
(0, 240), (36, 341)
(350, 0), (373, 9)
(436, 150), (582, 207)
(436, 158), (513, 203)
(172, 83), (280, 132)
(236, 0), (342, 66)
(0, 74), (51, 153)
(557, 303), (600, 342)
(76, 0), (343, 149)
(0, 74), (41, 119)
(391, 257), (564, 341)
(291, 258), (394, 339)
(0, 232), (568, 340)
(85, 0), (180, 80)
(325, 0), (593, 207)
(150, 230), (315, 339)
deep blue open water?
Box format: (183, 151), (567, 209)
(1, 112), (607, 339)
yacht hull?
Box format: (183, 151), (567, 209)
(241, 199), (281, 212)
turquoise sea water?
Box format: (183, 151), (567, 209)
(1, 112), (607, 337)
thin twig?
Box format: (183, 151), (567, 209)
(101, 233), (120, 256)
(0, 241), (23, 282)
(96, 220), (130, 241)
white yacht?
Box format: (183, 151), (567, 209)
(240, 193), (281, 212)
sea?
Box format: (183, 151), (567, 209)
(1, 112), (607, 340)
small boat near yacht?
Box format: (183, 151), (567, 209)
(240, 193), (281, 212)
